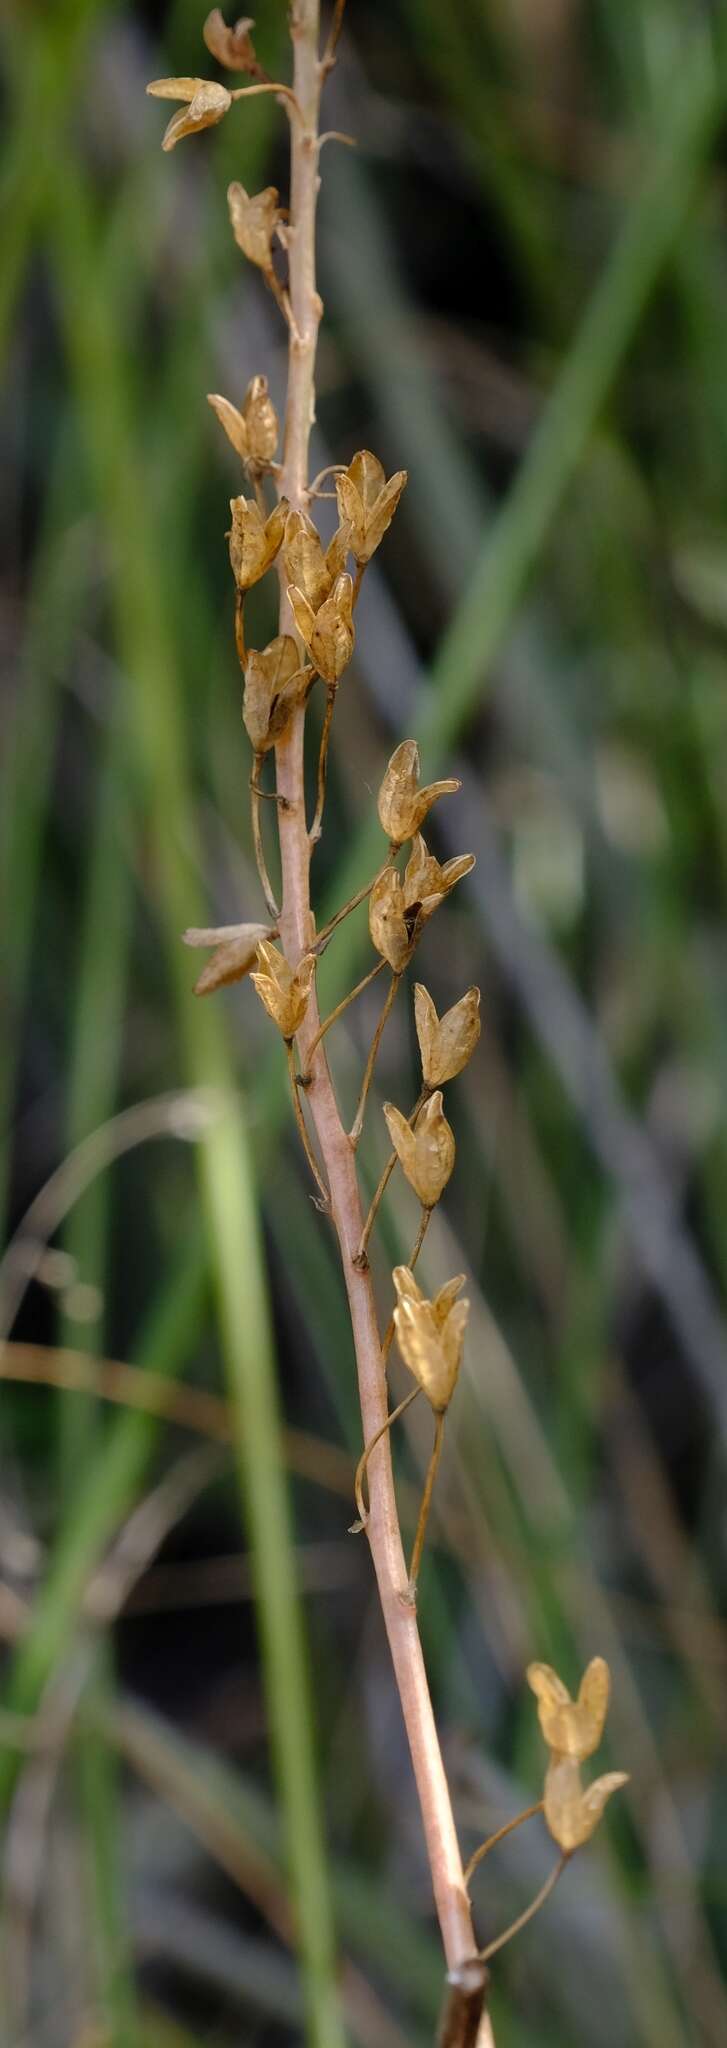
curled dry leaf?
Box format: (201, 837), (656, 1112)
(414, 984), (481, 1088)
(228, 495), (287, 590)
(243, 635), (306, 752)
(383, 1090), (455, 1208)
(203, 8), (262, 74)
(183, 921), (272, 996)
(543, 1756), (629, 1854)
(377, 739), (459, 845)
(250, 940), (316, 1039)
(335, 449), (407, 564)
(392, 1266), (469, 1413)
(147, 77), (232, 150)
(527, 1658), (611, 1763)
(227, 182), (283, 277)
(208, 377), (279, 469)
(288, 573), (354, 684)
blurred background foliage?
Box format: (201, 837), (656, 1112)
(2, 0), (727, 2043)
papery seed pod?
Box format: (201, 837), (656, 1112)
(414, 984), (481, 1088)
(283, 510), (332, 612)
(228, 494), (287, 590)
(543, 1756), (629, 1855)
(250, 941), (316, 1039)
(208, 393), (250, 463)
(404, 835), (475, 915)
(147, 77), (232, 150)
(368, 867), (410, 972)
(527, 1658), (611, 1764)
(383, 1090), (455, 1208)
(203, 8), (262, 74)
(243, 373), (279, 465)
(227, 183), (282, 277)
(393, 1275), (469, 1413)
(243, 635), (304, 752)
(288, 573), (354, 684)
(335, 450), (407, 565)
(393, 1264), (466, 1331)
(377, 740), (459, 846)
(183, 920), (272, 995)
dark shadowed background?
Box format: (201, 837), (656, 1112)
(2, 1), (727, 2043)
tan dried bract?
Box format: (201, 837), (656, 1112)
(250, 941), (316, 1039)
(392, 1265), (469, 1412)
(527, 1657), (611, 1763)
(335, 449), (407, 564)
(383, 1090), (455, 1208)
(543, 1756), (629, 1855)
(183, 920), (272, 996)
(414, 984), (481, 1087)
(377, 739), (459, 846)
(203, 8), (262, 74)
(227, 182), (283, 279)
(243, 635), (305, 753)
(147, 77), (232, 150)
(288, 573), (354, 684)
(228, 494), (287, 590)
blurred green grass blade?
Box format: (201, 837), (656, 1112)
(48, 165), (345, 2048)
(76, 1641), (140, 2048)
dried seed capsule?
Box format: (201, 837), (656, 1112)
(335, 450), (407, 564)
(543, 1756), (629, 1854)
(392, 1267), (469, 1412)
(227, 182), (283, 278)
(243, 373), (279, 466)
(414, 984), (481, 1087)
(377, 739), (459, 846)
(243, 635), (304, 752)
(368, 868), (410, 972)
(147, 77), (232, 150)
(183, 920), (273, 996)
(228, 495), (287, 590)
(250, 941), (316, 1039)
(383, 1090), (455, 1208)
(526, 1658), (611, 1764)
(403, 834), (475, 916)
(283, 510), (332, 612)
(203, 9), (260, 73)
(288, 573), (354, 684)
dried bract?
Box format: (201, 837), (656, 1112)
(203, 8), (261, 73)
(183, 921), (272, 996)
(414, 984), (481, 1088)
(527, 1658), (610, 1764)
(147, 77), (232, 150)
(377, 739), (459, 846)
(243, 635), (305, 752)
(228, 494), (287, 590)
(227, 182), (283, 279)
(383, 1090), (455, 1208)
(250, 941), (316, 1039)
(543, 1756), (629, 1855)
(335, 449), (407, 564)
(288, 573), (354, 684)
(393, 1266), (469, 1413)
(208, 393), (250, 464)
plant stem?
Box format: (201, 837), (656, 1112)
(309, 683), (336, 842)
(272, 0), (488, 2002)
(353, 1385), (420, 1528)
(349, 969), (400, 1146)
(251, 755), (280, 918)
(286, 1041), (329, 1209)
(303, 956), (385, 1069)
(479, 1854), (567, 1964)
(463, 1804), (544, 1893)
(408, 1409), (444, 1592)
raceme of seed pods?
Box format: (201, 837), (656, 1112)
(149, 5), (626, 1976)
